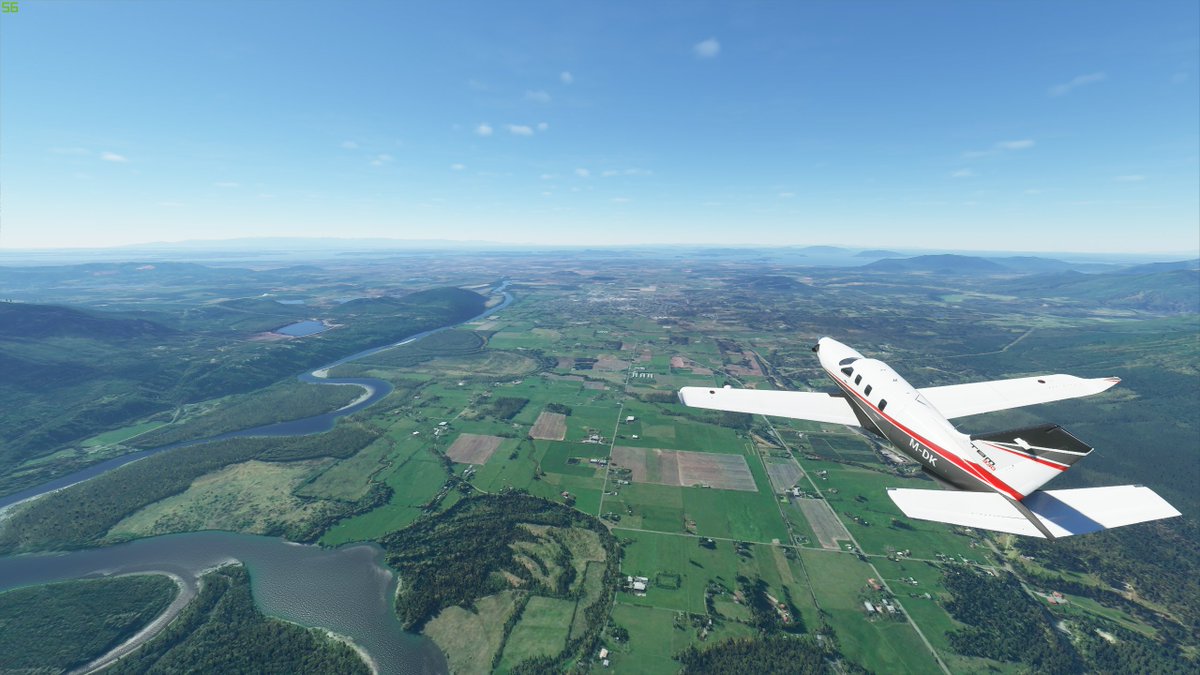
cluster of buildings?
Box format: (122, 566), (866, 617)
(625, 575), (649, 594)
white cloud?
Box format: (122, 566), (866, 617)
(1113, 174), (1145, 182)
(540, 173), (556, 180)
(101, 151), (129, 163)
(450, 163), (466, 171)
(575, 168), (590, 178)
(475, 123), (494, 136)
(370, 153), (393, 166)
(1024, 189), (1043, 195)
(340, 140), (359, 149)
(560, 71), (574, 84)
(951, 168), (975, 178)
(507, 124), (534, 136)
(214, 181), (240, 188)
(537, 122), (549, 131)
(525, 89), (552, 104)
(778, 192), (796, 198)
(694, 38), (721, 59)
(1170, 72), (1190, 84)
(611, 197), (630, 203)
(1049, 72), (1107, 96)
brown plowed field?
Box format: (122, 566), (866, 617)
(610, 446), (757, 491)
(446, 433), (503, 464)
(530, 411), (567, 441)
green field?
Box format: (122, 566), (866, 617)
(81, 421), (168, 448)
(800, 549), (943, 673)
(423, 591), (523, 674)
(496, 596), (576, 671)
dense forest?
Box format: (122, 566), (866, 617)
(108, 565), (369, 674)
(0, 422), (379, 553)
(942, 567), (1082, 673)
(0, 574), (178, 672)
(676, 635), (851, 674)
(1018, 517), (1200, 635)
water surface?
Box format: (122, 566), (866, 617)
(0, 532), (446, 674)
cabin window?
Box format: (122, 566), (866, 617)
(879, 399), (887, 411)
(839, 357), (858, 366)
(854, 375), (862, 385)
(864, 385), (873, 396)
(841, 367), (854, 376)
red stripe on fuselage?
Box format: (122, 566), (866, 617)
(825, 367), (1025, 500)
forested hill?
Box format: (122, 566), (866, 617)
(0, 286), (487, 499)
(0, 303), (175, 340)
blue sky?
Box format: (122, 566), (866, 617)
(1, 1), (1197, 253)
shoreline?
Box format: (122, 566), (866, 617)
(74, 570), (196, 675)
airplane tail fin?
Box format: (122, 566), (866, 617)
(970, 423), (1092, 497)
(888, 485), (1180, 538)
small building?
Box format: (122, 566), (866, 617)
(791, 487), (802, 497)
(632, 581), (647, 592)
(625, 415), (636, 422)
(864, 601), (876, 613)
(438, 421), (449, 427)
(599, 648), (609, 659)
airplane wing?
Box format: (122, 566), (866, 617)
(887, 485), (1180, 538)
(917, 374), (1120, 419)
(677, 386), (860, 426)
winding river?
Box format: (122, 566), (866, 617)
(0, 283), (513, 674)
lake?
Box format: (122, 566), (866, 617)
(0, 531), (447, 674)
(275, 320), (331, 337)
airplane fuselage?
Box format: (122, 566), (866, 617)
(814, 337), (1035, 500)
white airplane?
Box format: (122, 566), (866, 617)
(678, 337), (1180, 538)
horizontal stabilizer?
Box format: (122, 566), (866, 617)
(887, 485), (1180, 538)
(677, 386), (860, 426)
(918, 374), (1120, 419)
(971, 423), (1093, 467)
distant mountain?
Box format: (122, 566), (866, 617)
(855, 249), (903, 258)
(0, 261), (307, 288)
(795, 246), (850, 255)
(1114, 259), (1200, 275)
(981, 256), (1077, 274)
(0, 303), (175, 340)
(998, 269), (1199, 314)
(863, 254), (1009, 275)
